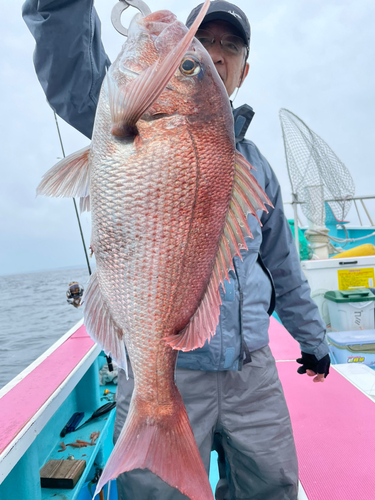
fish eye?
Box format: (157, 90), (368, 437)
(179, 56), (201, 76)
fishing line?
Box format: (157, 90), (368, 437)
(53, 112), (92, 276)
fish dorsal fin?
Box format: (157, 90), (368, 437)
(83, 273), (128, 378)
(165, 151), (273, 352)
(37, 145), (91, 212)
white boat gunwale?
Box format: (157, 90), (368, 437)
(0, 319), (101, 485)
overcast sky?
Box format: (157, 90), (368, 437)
(1, 0), (374, 275)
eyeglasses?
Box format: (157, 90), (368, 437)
(195, 29), (247, 56)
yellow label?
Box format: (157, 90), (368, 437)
(347, 356), (365, 363)
(337, 267), (375, 291)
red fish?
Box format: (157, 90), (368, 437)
(37, 1), (271, 498)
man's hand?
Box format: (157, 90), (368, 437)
(296, 352), (330, 383)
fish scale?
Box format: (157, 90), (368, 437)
(92, 129), (198, 380)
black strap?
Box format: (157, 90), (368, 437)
(238, 290), (252, 369)
(235, 254), (276, 370)
(241, 338), (253, 366)
(257, 254), (276, 316)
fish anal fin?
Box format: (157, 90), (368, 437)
(37, 145), (91, 212)
(95, 393), (213, 500)
(165, 150), (273, 352)
(83, 273), (127, 376)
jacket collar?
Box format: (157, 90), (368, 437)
(232, 104), (255, 143)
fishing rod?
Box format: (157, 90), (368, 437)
(53, 112), (92, 276)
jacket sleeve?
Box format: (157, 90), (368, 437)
(22, 0), (111, 139)
(257, 149), (329, 360)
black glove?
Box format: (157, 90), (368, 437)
(296, 352), (330, 378)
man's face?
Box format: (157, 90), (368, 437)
(197, 20), (249, 97)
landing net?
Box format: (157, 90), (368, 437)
(279, 108), (355, 225)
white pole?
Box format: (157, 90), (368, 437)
(292, 193), (300, 260)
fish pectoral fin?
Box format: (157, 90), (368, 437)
(164, 267), (222, 352)
(165, 151), (273, 352)
(83, 272), (128, 377)
(79, 195), (90, 213)
(37, 145), (91, 213)
(94, 393), (214, 500)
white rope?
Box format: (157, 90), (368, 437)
(307, 228), (375, 244)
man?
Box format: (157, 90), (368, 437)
(23, 1), (330, 498)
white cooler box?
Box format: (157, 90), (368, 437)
(301, 255), (375, 326)
(327, 330), (375, 368)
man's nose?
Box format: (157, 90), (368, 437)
(205, 41), (224, 64)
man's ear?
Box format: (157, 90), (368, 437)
(239, 62), (250, 88)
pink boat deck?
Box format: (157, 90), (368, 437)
(2, 317), (375, 498)
(269, 316), (375, 499)
(0, 325), (94, 456)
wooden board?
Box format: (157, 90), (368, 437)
(40, 459), (86, 489)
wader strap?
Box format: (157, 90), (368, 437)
(238, 290), (252, 369)
(257, 254), (276, 316)
(241, 335), (253, 367)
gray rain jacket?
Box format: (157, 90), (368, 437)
(23, 0), (329, 371)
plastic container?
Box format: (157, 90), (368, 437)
(327, 330), (375, 368)
(324, 289), (375, 331)
(301, 255), (375, 325)
(301, 255), (375, 292)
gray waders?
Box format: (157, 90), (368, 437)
(113, 346), (298, 500)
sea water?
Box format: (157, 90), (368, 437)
(0, 266), (92, 389)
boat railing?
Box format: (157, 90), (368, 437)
(284, 194), (375, 227)
(284, 194), (375, 257)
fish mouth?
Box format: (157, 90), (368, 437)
(118, 68), (178, 121)
(142, 112), (173, 122)
(120, 66), (140, 78)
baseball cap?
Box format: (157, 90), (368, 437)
(186, 1), (251, 47)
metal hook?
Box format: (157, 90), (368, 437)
(111, 0), (152, 37)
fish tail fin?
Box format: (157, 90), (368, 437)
(95, 392), (213, 500)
